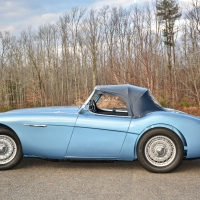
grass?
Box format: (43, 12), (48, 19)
(175, 107), (200, 116)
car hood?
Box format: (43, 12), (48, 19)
(2, 106), (80, 115)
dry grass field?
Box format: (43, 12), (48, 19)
(175, 107), (200, 116)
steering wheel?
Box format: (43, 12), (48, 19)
(91, 100), (97, 113)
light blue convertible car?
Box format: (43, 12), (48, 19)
(0, 84), (200, 173)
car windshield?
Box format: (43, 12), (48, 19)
(88, 93), (100, 104)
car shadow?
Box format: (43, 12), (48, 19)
(16, 158), (139, 170)
(176, 159), (200, 172)
(15, 157), (200, 173)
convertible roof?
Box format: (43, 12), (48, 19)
(95, 84), (165, 117)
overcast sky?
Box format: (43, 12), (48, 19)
(0, 0), (191, 35)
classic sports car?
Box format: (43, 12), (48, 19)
(0, 84), (200, 173)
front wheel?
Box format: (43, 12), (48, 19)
(137, 128), (184, 173)
(0, 128), (23, 170)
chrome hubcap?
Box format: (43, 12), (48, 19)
(156, 146), (165, 156)
(145, 135), (176, 167)
(0, 144), (6, 153)
(0, 135), (17, 165)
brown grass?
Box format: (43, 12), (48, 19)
(175, 107), (200, 116)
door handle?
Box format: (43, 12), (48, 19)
(24, 124), (47, 127)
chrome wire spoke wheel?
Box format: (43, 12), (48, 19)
(144, 135), (176, 167)
(0, 135), (17, 165)
(137, 129), (184, 173)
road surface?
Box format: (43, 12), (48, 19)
(0, 158), (200, 200)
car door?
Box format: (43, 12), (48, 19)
(66, 94), (131, 159)
(16, 112), (78, 158)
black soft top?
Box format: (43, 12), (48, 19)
(94, 84), (165, 117)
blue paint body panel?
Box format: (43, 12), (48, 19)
(128, 111), (200, 158)
(0, 95), (200, 162)
(66, 111), (131, 158)
(0, 107), (78, 158)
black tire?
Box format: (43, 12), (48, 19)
(137, 128), (184, 173)
(0, 128), (23, 170)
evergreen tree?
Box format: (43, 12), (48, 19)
(156, 0), (181, 69)
(156, 0), (181, 103)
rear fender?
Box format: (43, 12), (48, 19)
(134, 123), (188, 159)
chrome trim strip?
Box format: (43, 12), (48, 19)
(24, 124), (47, 127)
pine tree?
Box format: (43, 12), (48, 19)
(156, 0), (181, 103)
(156, 0), (181, 69)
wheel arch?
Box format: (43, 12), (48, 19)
(0, 123), (23, 169)
(0, 123), (21, 142)
(134, 124), (187, 159)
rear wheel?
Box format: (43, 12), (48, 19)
(137, 128), (184, 173)
(0, 128), (23, 170)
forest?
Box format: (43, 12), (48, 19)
(0, 0), (200, 115)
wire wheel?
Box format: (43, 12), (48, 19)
(0, 128), (23, 170)
(137, 128), (184, 173)
(0, 135), (18, 165)
(144, 135), (176, 167)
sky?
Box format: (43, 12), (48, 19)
(0, 0), (191, 35)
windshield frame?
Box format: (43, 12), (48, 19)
(78, 90), (95, 114)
